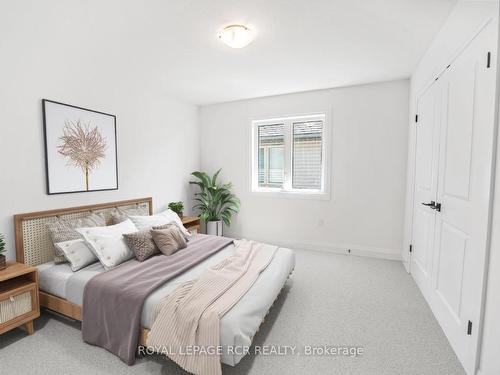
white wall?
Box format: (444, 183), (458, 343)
(199, 80), (409, 259)
(402, 0), (499, 270)
(0, 2), (200, 261)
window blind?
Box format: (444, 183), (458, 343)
(292, 120), (323, 189)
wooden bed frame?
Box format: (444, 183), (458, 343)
(14, 197), (153, 345)
(14, 196), (292, 352)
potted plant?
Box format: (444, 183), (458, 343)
(190, 169), (240, 236)
(168, 201), (184, 218)
(0, 233), (6, 271)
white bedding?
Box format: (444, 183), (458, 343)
(37, 242), (295, 366)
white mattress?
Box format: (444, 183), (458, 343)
(37, 243), (295, 366)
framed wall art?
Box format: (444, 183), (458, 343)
(42, 99), (118, 194)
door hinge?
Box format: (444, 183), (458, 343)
(487, 52), (491, 68)
(467, 320), (473, 335)
(409, 244), (413, 253)
(415, 114), (418, 123)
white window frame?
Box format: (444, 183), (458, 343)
(259, 144), (285, 187)
(250, 112), (330, 200)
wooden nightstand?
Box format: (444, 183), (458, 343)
(182, 216), (201, 234)
(0, 262), (40, 336)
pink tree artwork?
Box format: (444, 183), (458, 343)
(57, 120), (107, 191)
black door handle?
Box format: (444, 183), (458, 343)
(422, 201), (436, 208)
(421, 201), (442, 212)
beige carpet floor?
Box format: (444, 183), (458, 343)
(0, 249), (465, 375)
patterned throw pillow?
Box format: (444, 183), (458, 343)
(129, 209), (191, 239)
(123, 229), (158, 262)
(109, 206), (149, 225)
(122, 223), (172, 262)
(153, 222), (189, 241)
(151, 226), (187, 256)
(47, 213), (106, 263)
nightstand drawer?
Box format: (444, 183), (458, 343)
(0, 283), (36, 324)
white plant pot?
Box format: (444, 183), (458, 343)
(206, 220), (223, 236)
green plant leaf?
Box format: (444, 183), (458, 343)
(211, 168), (222, 186)
(189, 169), (239, 226)
(0, 234), (5, 254)
(168, 201), (184, 215)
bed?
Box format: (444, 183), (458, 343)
(14, 197), (295, 368)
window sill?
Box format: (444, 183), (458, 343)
(250, 189), (331, 201)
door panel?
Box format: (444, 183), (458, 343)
(411, 21), (497, 374)
(430, 22), (497, 374)
(411, 82), (441, 291)
(415, 99), (435, 192)
(442, 67), (475, 200)
(435, 222), (468, 320)
(413, 206), (434, 278)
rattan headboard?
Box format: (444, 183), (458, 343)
(14, 197), (153, 266)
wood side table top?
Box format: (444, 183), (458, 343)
(181, 216), (200, 225)
(0, 261), (37, 282)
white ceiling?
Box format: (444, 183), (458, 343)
(2, 0), (457, 105)
(154, 0), (457, 104)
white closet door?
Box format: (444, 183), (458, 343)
(411, 83), (441, 293)
(430, 23), (497, 373)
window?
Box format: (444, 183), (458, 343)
(251, 113), (328, 197)
(258, 124), (285, 188)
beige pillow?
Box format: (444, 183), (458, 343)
(109, 206), (149, 225)
(122, 223), (175, 262)
(129, 209), (191, 239)
(151, 226), (187, 256)
(47, 213), (106, 263)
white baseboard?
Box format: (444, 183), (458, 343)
(229, 233), (402, 261)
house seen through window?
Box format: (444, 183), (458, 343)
(252, 113), (327, 195)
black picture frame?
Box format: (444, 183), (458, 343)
(42, 99), (119, 195)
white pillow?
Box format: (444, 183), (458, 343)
(129, 209), (191, 238)
(76, 219), (138, 270)
(55, 239), (98, 272)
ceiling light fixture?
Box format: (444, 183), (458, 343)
(218, 24), (255, 48)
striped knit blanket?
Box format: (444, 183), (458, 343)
(147, 239), (278, 375)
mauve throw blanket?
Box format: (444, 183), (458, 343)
(82, 234), (233, 365)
